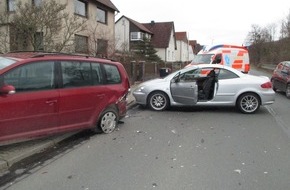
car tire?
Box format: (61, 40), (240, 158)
(148, 91), (169, 111)
(95, 107), (118, 134)
(237, 93), (260, 114)
(286, 84), (290, 99)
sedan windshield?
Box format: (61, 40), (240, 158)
(0, 57), (16, 70)
(191, 54), (214, 64)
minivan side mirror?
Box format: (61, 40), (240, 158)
(0, 85), (16, 95)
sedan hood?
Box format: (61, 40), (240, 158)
(138, 78), (167, 86)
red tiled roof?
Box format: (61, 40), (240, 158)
(143, 21), (175, 48)
(123, 16), (153, 34)
(175, 32), (188, 43)
(96, 0), (119, 12)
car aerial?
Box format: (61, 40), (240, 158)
(0, 52), (130, 145)
(133, 64), (275, 114)
(271, 61), (290, 98)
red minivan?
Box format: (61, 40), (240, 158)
(0, 52), (130, 145)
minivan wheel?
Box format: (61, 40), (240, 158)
(237, 93), (260, 114)
(148, 91), (169, 111)
(286, 84), (290, 99)
(97, 107), (118, 134)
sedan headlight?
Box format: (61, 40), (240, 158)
(135, 86), (145, 92)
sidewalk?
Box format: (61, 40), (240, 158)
(0, 84), (139, 173)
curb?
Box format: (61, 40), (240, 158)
(0, 132), (77, 173)
(0, 86), (138, 174)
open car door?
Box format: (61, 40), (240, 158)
(170, 72), (198, 105)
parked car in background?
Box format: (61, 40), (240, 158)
(271, 61), (290, 99)
(0, 52), (130, 145)
(133, 64), (275, 114)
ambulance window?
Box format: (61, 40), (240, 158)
(217, 69), (238, 80)
(213, 54), (222, 64)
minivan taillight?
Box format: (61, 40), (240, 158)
(261, 82), (272, 89)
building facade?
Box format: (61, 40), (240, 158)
(0, 0), (118, 57)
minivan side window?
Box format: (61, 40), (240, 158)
(91, 63), (103, 85)
(104, 64), (121, 84)
(61, 61), (92, 88)
(3, 61), (54, 92)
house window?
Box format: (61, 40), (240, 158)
(7, 0), (16, 12)
(97, 39), (108, 57)
(32, 0), (43, 6)
(75, 35), (88, 54)
(130, 32), (144, 41)
(97, 8), (106, 24)
(74, 0), (87, 17)
(34, 32), (44, 51)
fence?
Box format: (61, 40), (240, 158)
(122, 62), (188, 84)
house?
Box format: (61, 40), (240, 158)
(142, 21), (177, 64)
(189, 40), (203, 55)
(175, 31), (190, 63)
(115, 16), (153, 53)
(115, 16), (177, 64)
(0, 0), (118, 57)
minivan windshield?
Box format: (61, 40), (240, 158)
(0, 57), (17, 70)
(191, 54), (214, 64)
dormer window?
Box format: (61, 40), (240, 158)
(130, 32), (144, 41)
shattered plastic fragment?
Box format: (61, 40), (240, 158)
(234, 169), (241, 174)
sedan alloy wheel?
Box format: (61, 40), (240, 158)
(237, 93), (260, 114)
(148, 91), (169, 111)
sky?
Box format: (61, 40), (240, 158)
(112, 0), (290, 46)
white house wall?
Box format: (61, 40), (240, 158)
(176, 39), (190, 62)
(165, 29), (176, 62)
(115, 17), (130, 52)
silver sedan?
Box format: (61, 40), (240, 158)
(133, 64), (275, 114)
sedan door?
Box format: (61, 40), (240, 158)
(170, 73), (198, 105)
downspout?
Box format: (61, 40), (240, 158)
(165, 48), (167, 67)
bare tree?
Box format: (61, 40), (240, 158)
(280, 9), (290, 39)
(87, 24), (115, 58)
(0, 13), (10, 53)
(0, 0), (87, 53)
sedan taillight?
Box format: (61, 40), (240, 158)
(261, 82), (272, 89)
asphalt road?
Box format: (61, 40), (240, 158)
(1, 68), (290, 190)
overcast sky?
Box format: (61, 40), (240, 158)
(112, 0), (290, 46)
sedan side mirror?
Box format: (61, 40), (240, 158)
(0, 85), (16, 95)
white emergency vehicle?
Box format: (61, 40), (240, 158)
(186, 44), (250, 73)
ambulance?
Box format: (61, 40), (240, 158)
(186, 44), (250, 73)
